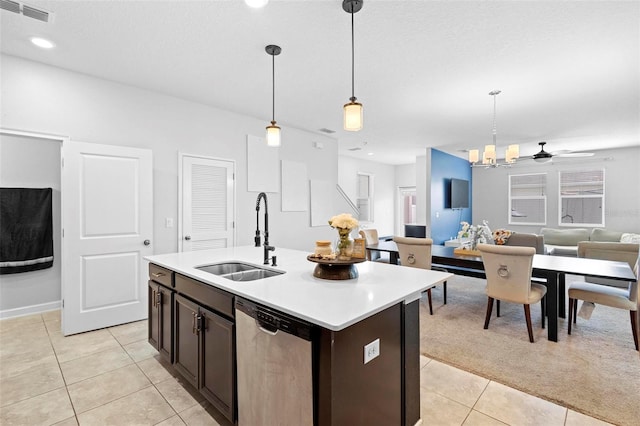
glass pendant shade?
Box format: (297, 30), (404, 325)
(468, 149), (479, 164)
(506, 144), (520, 162)
(483, 144), (496, 163)
(266, 121), (281, 147)
(344, 100), (363, 131)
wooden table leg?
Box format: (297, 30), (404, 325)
(558, 273), (566, 318)
(541, 271), (558, 342)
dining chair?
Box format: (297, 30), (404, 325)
(359, 229), (390, 263)
(393, 236), (447, 315)
(504, 232), (545, 254)
(568, 255), (639, 351)
(477, 243), (547, 343)
(577, 241), (639, 288)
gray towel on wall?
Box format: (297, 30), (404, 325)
(0, 187), (54, 274)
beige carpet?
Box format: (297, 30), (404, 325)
(419, 275), (640, 426)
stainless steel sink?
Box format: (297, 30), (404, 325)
(196, 262), (284, 281)
(197, 262), (257, 275)
(223, 269), (284, 281)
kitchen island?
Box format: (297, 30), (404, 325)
(145, 246), (451, 426)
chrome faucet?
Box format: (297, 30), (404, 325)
(255, 192), (276, 266)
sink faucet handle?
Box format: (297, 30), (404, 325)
(271, 255), (277, 267)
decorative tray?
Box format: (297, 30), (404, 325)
(306, 255), (366, 265)
(453, 248), (482, 257)
(307, 255), (366, 280)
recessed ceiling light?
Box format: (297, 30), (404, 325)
(30, 37), (55, 49)
(367, 152), (374, 156)
(244, 0), (268, 8)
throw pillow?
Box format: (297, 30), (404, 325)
(620, 233), (640, 243)
(493, 229), (512, 245)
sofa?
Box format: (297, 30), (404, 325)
(540, 227), (639, 256)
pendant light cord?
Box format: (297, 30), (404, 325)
(271, 53), (276, 123)
(350, 9), (355, 101)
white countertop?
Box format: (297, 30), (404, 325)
(145, 246), (451, 331)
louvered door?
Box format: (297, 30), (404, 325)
(180, 155), (235, 251)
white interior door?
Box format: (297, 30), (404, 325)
(62, 140), (153, 335)
(180, 155), (235, 251)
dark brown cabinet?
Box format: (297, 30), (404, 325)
(172, 276), (236, 423)
(148, 265), (174, 363)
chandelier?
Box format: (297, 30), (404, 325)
(469, 90), (519, 167)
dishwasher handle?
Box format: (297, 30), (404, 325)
(257, 321), (279, 336)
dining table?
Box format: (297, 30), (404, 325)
(365, 240), (637, 342)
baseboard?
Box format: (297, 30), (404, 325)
(0, 301), (61, 320)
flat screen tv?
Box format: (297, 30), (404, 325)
(404, 224), (427, 238)
(449, 178), (469, 209)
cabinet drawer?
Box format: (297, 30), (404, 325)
(175, 274), (234, 319)
(149, 264), (174, 288)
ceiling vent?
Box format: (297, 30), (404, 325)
(1, 0), (53, 23)
(348, 147), (362, 151)
(318, 128), (336, 134)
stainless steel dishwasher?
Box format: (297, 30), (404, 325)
(235, 298), (314, 426)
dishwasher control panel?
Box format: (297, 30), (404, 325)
(236, 298), (313, 341)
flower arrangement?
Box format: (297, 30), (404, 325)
(329, 213), (359, 260)
(457, 220), (492, 250)
(328, 213), (359, 230)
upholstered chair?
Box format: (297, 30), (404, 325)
(577, 241), (639, 288)
(568, 256), (639, 351)
(478, 244), (547, 343)
(504, 233), (545, 254)
(359, 229), (390, 263)
(393, 236), (447, 315)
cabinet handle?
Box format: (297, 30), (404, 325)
(192, 312), (197, 335)
(152, 272), (165, 278)
(155, 291), (162, 307)
(196, 315), (203, 333)
(151, 290), (156, 307)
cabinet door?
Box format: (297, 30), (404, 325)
(148, 281), (160, 350)
(174, 294), (200, 388)
(158, 285), (174, 363)
(199, 306), (235, 422)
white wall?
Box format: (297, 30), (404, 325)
(0, 134), (62, 315)
(472, 146), (640, 234)
(1, 55), (342, 313)
(338, 156), (395, 237)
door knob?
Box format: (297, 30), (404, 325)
(144, 239), (151, 246)
(185, 235), (191, 241)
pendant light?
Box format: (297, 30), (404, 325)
(265, 44), (282, 147)
(468, 90), (519, 168)
(343, 0), (363, 131)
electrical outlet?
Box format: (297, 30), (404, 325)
(364, 338), (380, 364)
(165, 218), (174, 228)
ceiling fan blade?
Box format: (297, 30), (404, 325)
(555, 152), (594, 158)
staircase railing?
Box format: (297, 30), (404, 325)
(336, 184), (359, 217)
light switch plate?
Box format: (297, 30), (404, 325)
(165, 218), (174, 228)
(364, 338), (380, 364)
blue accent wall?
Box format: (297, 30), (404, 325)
(430, 149), (472, 245)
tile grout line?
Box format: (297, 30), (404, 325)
(45, 312), (81, 425)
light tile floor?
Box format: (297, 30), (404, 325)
(0, 311), (612, 426)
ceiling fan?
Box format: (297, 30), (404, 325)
(531, 141), (594, 163)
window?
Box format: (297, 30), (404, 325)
(357, 173), (374, 222)
(508, 173), (547, 225)
(559, 169), (604, 227)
